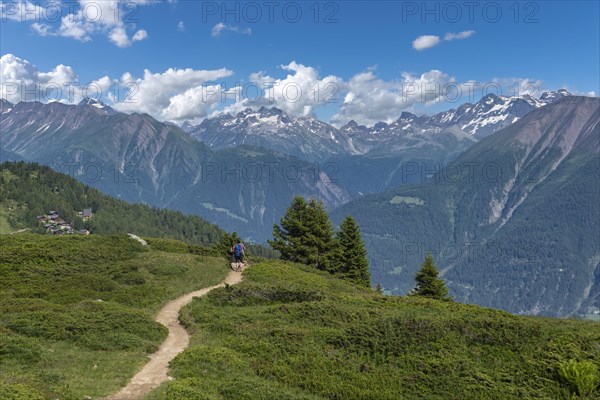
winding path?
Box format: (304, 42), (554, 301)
(105, 267), (244, 399)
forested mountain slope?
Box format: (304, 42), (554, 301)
(332, 96), (600, 317)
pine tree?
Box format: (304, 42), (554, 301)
(269, 196), (336, 270)
(410, 254), (449, 300)
(334, 215), (371, 287)
(269, 196), (311, 263)
(304, 198), (336, 271)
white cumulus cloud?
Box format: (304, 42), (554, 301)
(215, 61), (344, 118)
(109, 27), (131, 48)
(444, 30), (476, 41)
(412, 35), (441, 51)
(4, 54), (561, 129)
(5, 0), (152, 48)
(113, 66), (234, 122)
(0, 54), (230, 121)
(132, 29), (148, 42)
(413, 30), (476, 51)
(211, 23), (252, 37)
(0, 54), (83, 103)
(331, 69), (455, 126)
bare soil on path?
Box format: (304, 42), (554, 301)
(105, 267), (244, 400)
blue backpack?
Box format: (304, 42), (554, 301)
(234, 244), (243, 256)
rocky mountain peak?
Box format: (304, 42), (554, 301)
(539, 88), (572, 103)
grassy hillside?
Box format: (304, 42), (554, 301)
(0, 234), (229, 399)
(0, 162), (223, 245)
(148, 260), (600, 400)
(0, 203), (24, 234)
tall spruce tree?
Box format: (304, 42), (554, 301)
(304, 198), (337, 271)
(410, 254), (449, 300)
(269, 196), (336, 270)
(270, 196), (309, 263)
(334, 215), (371, 287)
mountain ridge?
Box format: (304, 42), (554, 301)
(0, 102), (350, 242)
(187, 89), (574, 159)
(331, 95), (600, 317)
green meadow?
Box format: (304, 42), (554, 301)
(0, 234), (228, 399)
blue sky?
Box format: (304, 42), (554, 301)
(1, 1), (598, 125)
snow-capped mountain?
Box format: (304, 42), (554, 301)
(341, 89), (573, 147)
(188, 90), (573, 159)
(428, 89), (572, 138)
(0, 99), (13, 114)
(77, 97), (118, 115)
(190, 106), (354, 161)
(539, 88), (572, 103)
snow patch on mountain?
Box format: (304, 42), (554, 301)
(77, 97), (117, 115)
(186, 89), (573, 161)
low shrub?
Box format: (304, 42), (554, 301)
(558, 359), (599, 397)
(207, 285), (324, 306)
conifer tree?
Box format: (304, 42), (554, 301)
(269, 196), (310, 263)
(410, 254), (449, 300)
(334, 215), (371, 287)
(270, 196), (336, 270)
(304, 198), (336, 271)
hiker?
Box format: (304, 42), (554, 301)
(231, 239), (245, 264)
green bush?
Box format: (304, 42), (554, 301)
(164, 378), (216, 400)
(208, 285), (324, 306)
(0, 383), (45, 400)
(0, 333), (43, 363)
(558, 359), (599, 397)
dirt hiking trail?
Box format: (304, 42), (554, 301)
(105, 267), (244, 400)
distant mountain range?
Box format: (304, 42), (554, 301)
(0, 98), (349, 241)
(0, 89), (579, 242)
(188, 89), (572, 159)
(187, 90), (571, 197)
(332, 95), (600, 318)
